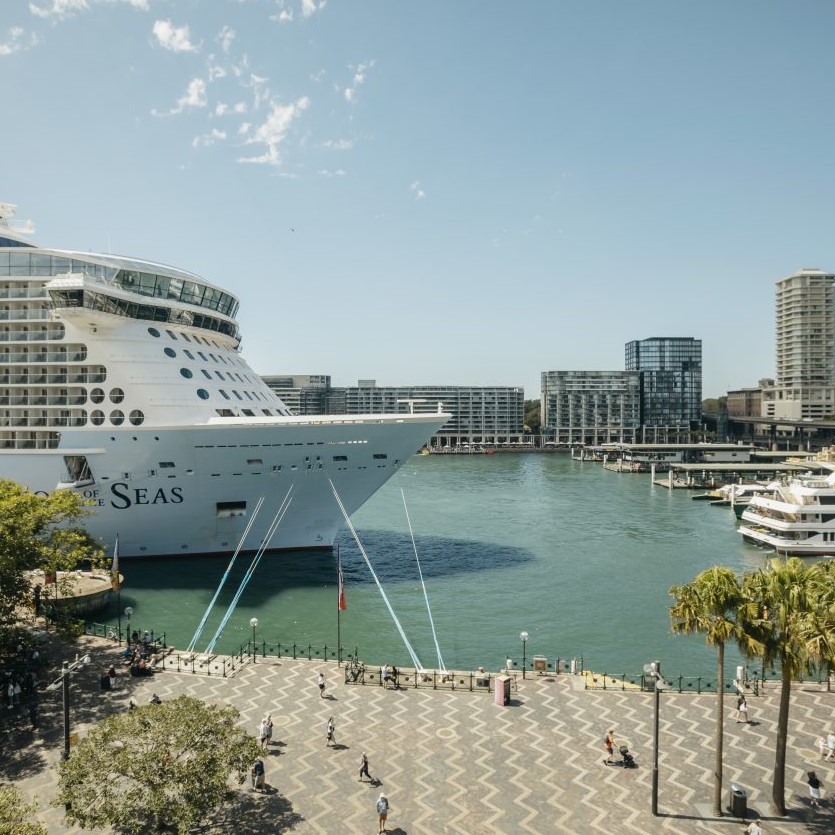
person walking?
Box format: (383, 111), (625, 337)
(317, 672), (326, 698)
(376, 792), (389, 833)
(826, 730), (835, 762)
(736, 694), (749, 723)
(603, 729), (616, 764)
(251, 758), (266, 792)
(806, 771), (823, 807)
(359, 751), (372, 782)
(326, 717), (335, 747)
(745, 818), (762, 835)
(259, 714), (272, 750)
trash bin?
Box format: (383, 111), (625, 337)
(494, 675), (511, 706)
(729, 783), (747, 819)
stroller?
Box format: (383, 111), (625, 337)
(618, 745), (637, 768)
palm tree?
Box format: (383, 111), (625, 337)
(669, 566), (745, 817)
(741, 557), (815, 816)
(802, 560), (835, 692)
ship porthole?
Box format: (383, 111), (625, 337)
(110, 388), (125, 403)
(90, 388), (105, 404)
(129, 410), (145, 426)
(197, 388), (210, 400)
(110, 410), (125, 426)
(180, 368), (193, 379)
(91, 410), (105, 426)
(148, 327), (160, 337)
(164, 347), (176, 358)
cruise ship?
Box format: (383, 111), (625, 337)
(0, 203), (449, 558)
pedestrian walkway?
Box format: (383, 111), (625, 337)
(5, 635), (835, 833)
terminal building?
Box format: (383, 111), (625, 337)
(262, 376), (526, 448)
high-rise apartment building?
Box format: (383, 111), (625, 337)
(625, 337), (702, 427)
(761, 268), (835, 420)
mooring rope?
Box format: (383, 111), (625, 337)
(401, 488), (446, 672)
(203, 485), (294, 655)
(328, 478), (423, 670)
(185, 496), (265, 655)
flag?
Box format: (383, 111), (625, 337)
(338, 553), (346, 612)
(110, 535), (121, 592)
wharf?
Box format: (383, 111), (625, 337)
(652, 461), (829, 489)
(7, 634), (834, 834)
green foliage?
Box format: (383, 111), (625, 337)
(701, 398), (720, 416)
(0, 785), (47, 835)
(56, 695), (263, 834)
(0, 479), (103, 629)
(523, 399), (540, 434)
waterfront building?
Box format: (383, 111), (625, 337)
(726, 383), (766, 418)
(761, 268), (835, 421)
(540, 370), (641, 446)
(260, 377), (526, 447)
(625, 337), (702, 428)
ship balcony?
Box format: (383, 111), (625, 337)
(0, 288), (49, 300)
(0, 310), (51, 321)
(47, 375), (69, 384)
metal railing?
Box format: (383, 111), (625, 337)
(343, 660), (494, 693)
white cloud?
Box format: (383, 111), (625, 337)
(29, 0), (148, 20)
(217, 25), (235, 54)
(238, 95), (310, 166)
(301, 0), (326, 19)
(318, 169), (346, 178)
(343, 60), (374, 104)
(410, 181), (426, 200)
(193, 128), (227, 148)
(215, 103), (229, 117)
(151, 77), (207, 116)
(0, 26), (38, 56)
(238, 122), (252, 136)
(152, 19), (200, 53)
(320, 139), (352, 150)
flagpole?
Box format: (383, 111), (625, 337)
(336, 544), (341, 666)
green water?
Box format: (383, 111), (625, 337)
(105, 454), (768, 678)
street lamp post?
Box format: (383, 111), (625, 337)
(125, 607), (133, 648)
(250, 617), (258, 663)
(520, 631), (529, 680)
(645, 660), (664, 816)
(49, 654), (91, 761)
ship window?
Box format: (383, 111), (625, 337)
(91, 410), (105, 425)
(242, 409), (255, 416)
(233, 391), (242, 400)
(216, 501), (246, 518)
(181, 333), (191, 342)
(333, 455), (348, 461)
(110, 410), (125, 426)
(373, 454), (388, 459)
(159, 462), (175, 468)
(109, 388), (124, 403)
(247, 458), (262, 465)
(219, 390), (230, 399)
(216, 408), (234, 417)
(165, 330), (177, 340)
(215, 371), (224, 380)
(201, 370), (211, 379)
(197, 388), (210, 400)
(129, 410), (144, 426)
(180, 368), (193, 379)
(198, 352), (207, 361)
(244, 392), (252, 400)
(148, 327), (160, 337)
(262, 409), (272, 416)
(90, 388), (105, 404)
(164, 347), (176, 358)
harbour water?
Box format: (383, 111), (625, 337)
(107, 453), (768, 679)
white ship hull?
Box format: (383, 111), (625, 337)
(0, 204), (449, 557)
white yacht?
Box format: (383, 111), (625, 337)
(739, 471), (835, 556)
(0, 203), (449, 558)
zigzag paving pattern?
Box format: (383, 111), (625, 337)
(5, 636), (835, 834)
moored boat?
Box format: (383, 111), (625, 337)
(0, 203), (449, 558)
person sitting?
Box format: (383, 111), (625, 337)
(149, 693), (161, 704)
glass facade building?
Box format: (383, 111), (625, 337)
(625, 337), (702, 427)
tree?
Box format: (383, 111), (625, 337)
(0, 479), (103, 629)
(0, 785), (47, 835)
(741, 557), (817, 816)
(56, 695), (263, 834)
(523, 399), (541, 434)
(669, 567), (747, 817)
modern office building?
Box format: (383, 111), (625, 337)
(340, 381), (526, 447)
(625, 337), (702, 427)
(761, 268), (835, 420)
(262, 375), (333, 416)
(260, 376), (526, 447)
(540, 370), (642, 445)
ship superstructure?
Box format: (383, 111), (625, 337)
(0, 204), (448, 557)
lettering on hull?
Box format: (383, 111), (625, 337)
(108, 482), (184, 509)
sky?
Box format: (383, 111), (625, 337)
(2, 0), (834, 400)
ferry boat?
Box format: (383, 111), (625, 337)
(0, 203), (449, 558)
(738, 472), (835, 556)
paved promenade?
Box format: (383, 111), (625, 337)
(4, 636), (835, 834)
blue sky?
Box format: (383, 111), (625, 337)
(2, 1), (834, 399)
